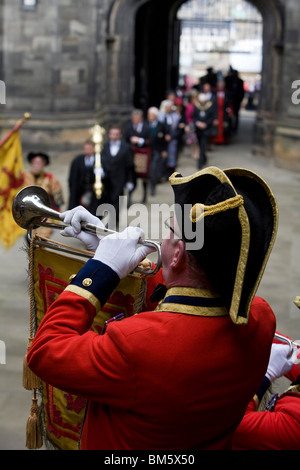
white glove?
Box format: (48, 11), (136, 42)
(266, 343), (299, 382)
(93, 226), (155, 279)
(59, 206), (104, 252)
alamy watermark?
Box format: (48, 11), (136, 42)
(0, 340), (6, 364)
(96, 198), (205, 251)
(291, 80), (300, 104)
(0, 80), (5, 104)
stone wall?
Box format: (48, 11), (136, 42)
(0, 0), (110, 157)
(0, 0), (299, 167)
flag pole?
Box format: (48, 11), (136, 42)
(0, 112), (31, 147)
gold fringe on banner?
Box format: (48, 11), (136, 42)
(23, 234), (41, 390)
(23, 233), (43, 449)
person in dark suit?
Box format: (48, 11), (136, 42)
(124, 109), (151, 204)
(147, 106), (168, 196)
(68, 139), (107, 216)
(124, 109), (150, 148)
(193, 93), (217, 169)
(227, 69), (244, 133)
(101, 125), (134, 227)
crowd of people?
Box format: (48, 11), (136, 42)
(20, 67), (248, 227)
(64, 67), (246, 224)
(22, 67), (247, 231)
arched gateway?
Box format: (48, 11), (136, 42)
(0, 0), (299, 169)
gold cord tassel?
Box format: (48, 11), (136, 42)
(26, 395), (43, 449)
(23, 337), (40, 390)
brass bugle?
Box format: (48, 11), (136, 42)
(12, 186), (161, 276)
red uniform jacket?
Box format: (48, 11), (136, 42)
(232, 385), (300, 450)
(27, 259), (276, 450)
(232, 354), (300, 450)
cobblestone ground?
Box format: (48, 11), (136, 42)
(0, 110), (299, 449)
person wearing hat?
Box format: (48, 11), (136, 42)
(22, 151), (64, 237)
(27, 166), (278, 450)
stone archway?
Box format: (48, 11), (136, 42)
(105, 0), (284, 158)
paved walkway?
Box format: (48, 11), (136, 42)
(0, 110), (299, 449)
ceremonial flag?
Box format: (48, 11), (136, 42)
(29, 241), (146, 449)
(0, 129), (25, 249)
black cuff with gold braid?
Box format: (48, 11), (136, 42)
(65, 259), (120, 309)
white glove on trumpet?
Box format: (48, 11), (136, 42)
(59, 206), (104, 252)
(266, 343), (299, 382)
(93, 226), (155, 279)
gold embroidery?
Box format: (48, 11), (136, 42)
(155, 287), (228, 317)
(165, 286), (220, 298)
(65, 285), (101, 311)
(158, 302), (228, 317)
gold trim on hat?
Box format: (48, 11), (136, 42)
(169, 166), (230, 185)
(169, 166), (250, 325)
(190, 194), (244, 223)
(230, 204), (250, 324)
(224, 167), (279, 319)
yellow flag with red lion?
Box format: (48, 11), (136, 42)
(0, 129), (25, 249)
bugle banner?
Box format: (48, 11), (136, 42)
(26, 236), (147, 450)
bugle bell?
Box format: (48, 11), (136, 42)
(12, 185), (161, 276)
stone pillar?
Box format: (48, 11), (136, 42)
(273, 0), (300, 170)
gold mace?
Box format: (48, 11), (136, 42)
(90, 124), (106, 199)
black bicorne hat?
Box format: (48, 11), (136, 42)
(169, 167), (278, 325)
(27, 151), (50, 165)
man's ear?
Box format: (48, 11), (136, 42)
(170, 240), (186, 268)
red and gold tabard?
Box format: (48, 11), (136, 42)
(22, 170), (64, 237)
